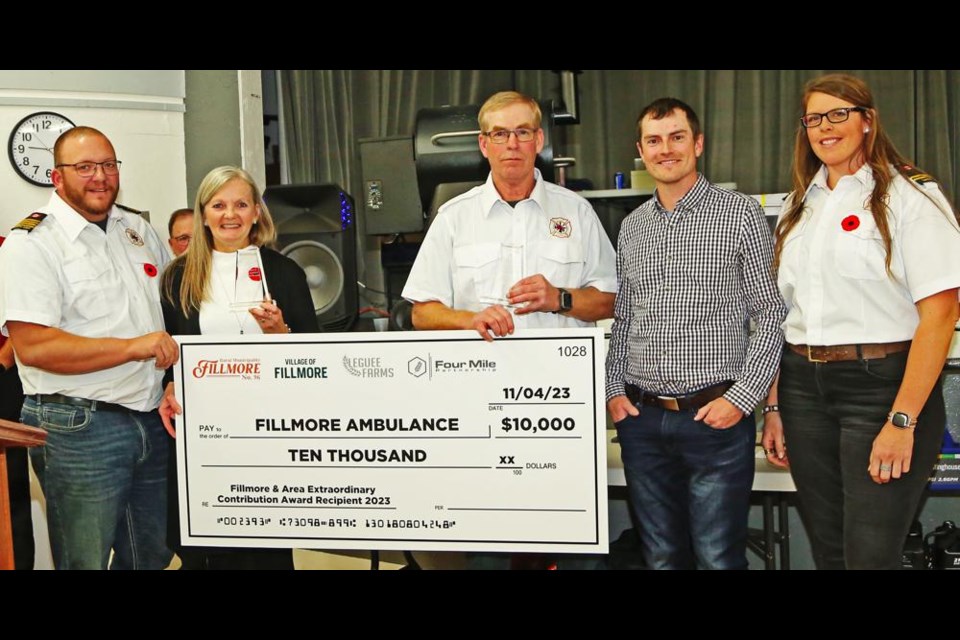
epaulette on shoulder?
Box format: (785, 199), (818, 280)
(11, 212), (47, 233)
(115, 203), (145, 216)
(900, 164), (937, 186)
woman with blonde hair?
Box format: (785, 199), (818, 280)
(160, 165), (318, 569)
(762, 74), (960, 569)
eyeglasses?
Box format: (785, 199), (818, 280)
(799, 107), (867, 129)
(483, 128), (538, 144)
(172, 234), (192, 244)
(55, 160), (122, 178)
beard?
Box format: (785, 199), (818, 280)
(60, 180), (117, 219)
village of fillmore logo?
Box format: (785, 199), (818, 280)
(192, 358), (261, 380)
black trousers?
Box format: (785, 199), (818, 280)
(1, 365), (32, 570)
(779, 347), (944, 569)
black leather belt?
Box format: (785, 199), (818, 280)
(624, 381), (734, 412)
(32, 393), (136, 413)
(788, 341), (911, 363)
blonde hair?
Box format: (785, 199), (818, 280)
(478, 91), (542, 131)
(163, 166), (277, 316)
(774, 73), (955, 274)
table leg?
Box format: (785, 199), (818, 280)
(777, 494), (790, 570)
(762, 493), (775, 570)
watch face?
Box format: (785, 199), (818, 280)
(891, 412), (910, 428)
(8, 112), (76, 187)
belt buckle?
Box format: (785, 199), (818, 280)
(657, 395), (680, 411)
(807, 345), (827, 363)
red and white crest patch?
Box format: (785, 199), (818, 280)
(549, 217), (571, 238)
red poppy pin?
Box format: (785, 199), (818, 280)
(248, 267), (262, 281)
(143, 263), (158, 277)
(841, 215), (860, 232)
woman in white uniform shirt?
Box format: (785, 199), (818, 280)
(762, 74), (960, 569)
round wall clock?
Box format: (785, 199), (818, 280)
(8, 111), (76, 187)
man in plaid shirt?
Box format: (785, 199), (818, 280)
(605, 98), (786, 570)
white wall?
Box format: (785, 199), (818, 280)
(0, 71), (187, 242)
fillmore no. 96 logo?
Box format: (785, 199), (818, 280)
(342, 355), (394, 378)
(192, 358), (261, 380)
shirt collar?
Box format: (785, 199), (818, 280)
(805, 163), (875, 198)
(480, 168), (546, 218)
(45, 191), (120, 242)
(652, 172), (709, 216)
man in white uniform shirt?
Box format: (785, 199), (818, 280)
(0, 127), (179, 570)
(403, 91), (616, 340)
(402, 90), (616, 569)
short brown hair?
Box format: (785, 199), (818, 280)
(167, 208), (194, 236)
(636, 97), (702, 141)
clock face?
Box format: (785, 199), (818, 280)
(8, 112), (76, 187)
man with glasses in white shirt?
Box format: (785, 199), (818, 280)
(0, 126), (178, 569)
(404, 90), (616, 341)
(403, 90), (616, 569)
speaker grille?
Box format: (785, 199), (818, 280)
(280, 240), (345, 315)
(266, 183), (358, 332)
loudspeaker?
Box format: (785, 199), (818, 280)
(263, 184), (358, 332)
(358, 136), (423, 235)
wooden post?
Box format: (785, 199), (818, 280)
(0, 418), (45, 570)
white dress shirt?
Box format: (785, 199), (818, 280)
(0, 192), (169, 411)
(779, 164), (960, 346)
(402, 169), (617, 329)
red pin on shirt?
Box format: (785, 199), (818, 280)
(841, 215), (860, 231)
(143, 263), (158, 277)
(248, 267), (262, 281)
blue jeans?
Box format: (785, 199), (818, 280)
(615, 405), (755, 570)
(23, 397), (172, 570)
(779, 347), (945, 569)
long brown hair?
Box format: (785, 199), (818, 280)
(162, 166), (277, 316)
(774, 74), (949, 274)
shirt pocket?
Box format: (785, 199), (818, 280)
(63, 259), (110, 322)
(834, 212), (887, 281)
(535, 241), (585, 288)
(453, 242), (502, 303)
